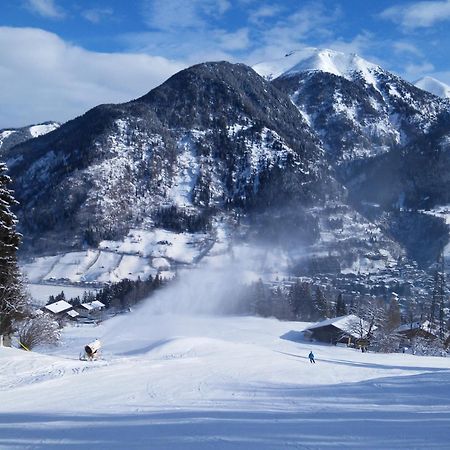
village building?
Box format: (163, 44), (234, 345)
(66, 310), (80, 320)
(304, 314), (372, 347)
(76, 300), (105, 320)
(395, 320), (438, 341)
(44, 300), (73, 316)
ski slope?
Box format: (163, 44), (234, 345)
(2, 300), (450, 448)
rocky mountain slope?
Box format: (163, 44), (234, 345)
(3, 62), (334, 256)
(2, 53), (450, 283)
(255, 49), (450, 267)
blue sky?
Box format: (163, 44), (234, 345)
(1, 0), (450, 127)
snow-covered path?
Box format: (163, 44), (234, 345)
(1, 313), (450, 449)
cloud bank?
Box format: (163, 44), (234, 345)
(380, 0), (450, 29)
(0, 27), (185, 128)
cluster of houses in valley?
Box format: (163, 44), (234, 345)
(42, 299), (105, 323)
(303, 314), (450, 353)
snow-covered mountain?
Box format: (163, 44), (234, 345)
(2, 56), (449, 283)
(0, 121), (60, 153)
(257, 48), (448, 164)
(415, 76), (450, 99)
(262, 49), (450, 267)
(5, 62), (328, 256)
(254, 48), (380, 86)
(257, 51), (448, 208)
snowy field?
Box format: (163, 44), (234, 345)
(21, 228), (215, 286)
(2, 288), (450, 449)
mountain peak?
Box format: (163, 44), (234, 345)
(253, 48), (381, 86)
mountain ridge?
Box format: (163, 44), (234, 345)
(2, 54), (449, 279)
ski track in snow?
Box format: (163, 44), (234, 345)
(1, 313), (450, 449)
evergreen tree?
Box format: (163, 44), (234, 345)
(289, 281), (315, 320)
(0, 163), (27, 336)
(335, 292), (346, 316)
(314, 286), (329, 320)
(252, 279), (272, 317)
(54, 291), (66, 302)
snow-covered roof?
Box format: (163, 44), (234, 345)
(91, 300), (105, 309)
(305, 314), (371, 336)
(66, 310), (79, 318)
(80, 300), (105, 311)
(44, 300), (72, 314)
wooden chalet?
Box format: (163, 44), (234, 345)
(304, 314), (371, 346)
(395, 321), (438, 341)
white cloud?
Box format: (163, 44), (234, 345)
(121, 29), (239, 64)
(380, 0), (450, 29)
(82, 8), (114, 24)
(216, 28), (250, 51)
(249, 5), (282, 24)
(404, 61), (436, 79)
(119, 0), (251, 64)
(0, 27), (186, 128)
(392, 42), (423, 57)
(25, 0), (65, 19)
(323, 32), (375, 57)
(142, 0), (230, 31)
(245, 2), (341, 64)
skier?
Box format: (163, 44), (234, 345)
(309, 351), (315, 363)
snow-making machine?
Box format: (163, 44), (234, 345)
(80, 339), (101, 361)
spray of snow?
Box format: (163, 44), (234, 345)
(99, 240), (295, 348)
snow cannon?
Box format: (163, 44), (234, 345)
(82, 339), (101, 361)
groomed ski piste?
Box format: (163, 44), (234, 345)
(2, 267), (450, 449)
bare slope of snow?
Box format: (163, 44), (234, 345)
(0, 121), (60, 153)
(2, 275), (450, 449)
(415, 76), (450, 99)
(28, 122), (60, 138)
(22, 228), (213, 286)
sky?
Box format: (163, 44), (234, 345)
(1, 0), (450, 128)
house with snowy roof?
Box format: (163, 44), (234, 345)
(79, 300), (105, 312)
(44, 300), (73, 315)
(66, 310), (79, 320)
(395, 320), (438, 341)
(304, 314), (372, 346)
(76, 300), (105, 320)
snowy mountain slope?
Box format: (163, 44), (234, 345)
(257, 49), (450, 266)
(267, 48), (449, 165)
(253, 47), (379, 84)
(0, 121), (59, 154)
(2, 56), (448, 282)
(1, 311), (450, 449)
(415, 76), (450, 99)
(4, 61), (329, 258)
